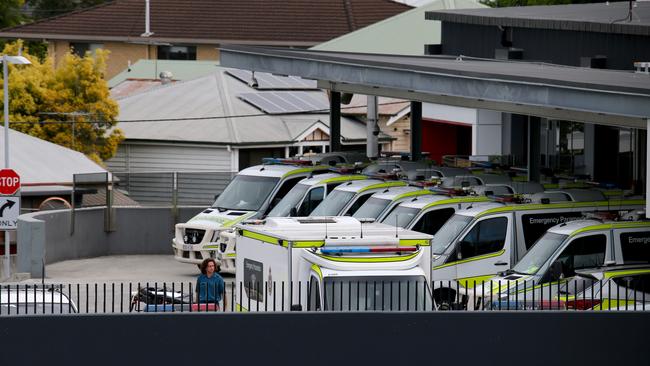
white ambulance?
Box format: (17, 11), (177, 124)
(480, 219), (650, 310)
(350, 186), (432, 221)
(172, 160), (329, 268)
(427, 195), (645, 308)
(234, 216), (433, 311)
(381, 194), (490, 235)
(309, 179), (407, 217)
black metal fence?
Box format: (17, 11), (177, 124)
(1, 279), (648, 316)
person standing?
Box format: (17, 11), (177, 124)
(196, 258), (227, 311)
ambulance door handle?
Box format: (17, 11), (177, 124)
(494, 261), (508, 266)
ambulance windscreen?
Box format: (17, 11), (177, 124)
(311, 190), (355, 216)
(352, 197), (391, 220)
(381, 206), (419, 228)
(267, 183), (309, 217)
(431, 214), (472, 255)
(212, 175), (279, 211)
(512, 232), (568, 275)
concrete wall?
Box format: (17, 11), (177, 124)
(17, 206), (204, 277)
(2, 312), (649, 365)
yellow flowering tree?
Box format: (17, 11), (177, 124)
(1, 41), (123, 163)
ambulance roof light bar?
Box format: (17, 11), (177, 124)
(320, 246), (418, 255)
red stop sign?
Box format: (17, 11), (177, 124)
(0, 169), (20, 195)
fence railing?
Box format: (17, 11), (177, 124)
(2, 279), (648, 315)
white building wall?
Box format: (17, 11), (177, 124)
(106, 142), (233, 172)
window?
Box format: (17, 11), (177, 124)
(520, 212), (585, 249)
(343, 193), (372, 216)
(382, 206), (419, 228)
(612, 274), (650, 295)
(412, 208), (455, 236)
(352, 197), (390, 219)
(70, 42), (103, 57)
(554, 235), (606, 278)
(297, 187), (325, 216)
(157, 45), (197, 60)
(458, 217), (508, 260)
(620, 232), (650, 264)
(266, 177), (303, 213)
(212, 175), (279, 211)
(308, 277), (321, 311)
(311, 190), (354, 216)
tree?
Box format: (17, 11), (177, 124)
(0, 0), (25, 28)
(1, 41), (123, 163)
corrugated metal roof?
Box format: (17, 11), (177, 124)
(313, 0), (485, 55)
(116, 66), (381, 145)
(0, 129), (107, 185)
(109, 60), (219, 88)
(426, 1), (650, 36)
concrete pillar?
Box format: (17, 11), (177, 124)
(366, 95), (379, 159)
(410, 101), (422, 161)
(583, 124), (596, 179)
(528, 116), (541, 182)
(330, 92), (342, 152)
(473, 109), (503, 156)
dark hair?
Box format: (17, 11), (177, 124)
(199, 258), (220, 275)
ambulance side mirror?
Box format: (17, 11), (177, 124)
(289, 207), (298, 217)
(213, 193), (220, 201)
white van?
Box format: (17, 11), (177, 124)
(310, 180), (407, 217)
(172, 161), (329, 268)
(350, 186), (432, 221)
(428, 196), (645, 308)
(481, 220), (650, 309)
(235, 216), (433, 311)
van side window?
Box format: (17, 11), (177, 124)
(266, 177), (303, 213)
(308, 276), (321, 311)
(612, 274), (650, 295)
(297, 187), (325, 216)
(620, 231), (650, 264)
(459, 217), (507, 260)
(520, 212), (584, 249)
(344, 193), (372, 216)
(555, 234), (606, 278)
(412, 208), (455, 236)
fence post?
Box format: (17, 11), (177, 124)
(104, 172), (116, 232)
(172, 172), (179, 225)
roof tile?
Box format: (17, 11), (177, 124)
(2, 0), (411, 44)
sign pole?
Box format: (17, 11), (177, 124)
(3, 56), (10, 280)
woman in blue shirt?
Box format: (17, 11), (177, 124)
(196, 258), (227, 311)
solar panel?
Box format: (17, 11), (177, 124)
(226, 69), (317, 90)
(238, 91), (329, 114)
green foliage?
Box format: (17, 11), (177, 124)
(27, 0), (109, 19)
(0, 0), (25, 28)
(1, 40), (123, 163)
